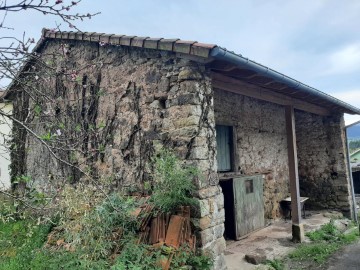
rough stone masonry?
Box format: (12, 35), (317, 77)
(11, 39), (227, 269)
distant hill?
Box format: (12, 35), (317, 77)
(348, 124), (360, 140)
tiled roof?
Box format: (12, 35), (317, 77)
(42, 29), (217, 58)
(5, 28), (360, 115)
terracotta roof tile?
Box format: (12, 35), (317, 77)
(144, 38), (163, 49)
(100, 34), (113, 44)
(83, 32), (97, 41)
(55, 31), (62, 39)
(174, 40), (197, 54)
(41, 29), (216, 59)
(75, 32), (84, 40)
(191, 42), (216, 58)
(131, 37), (149, 48)
(61, 32), (70, 39)
(68, 31), (76, 40)
(109, 35), (124, 45)
(158, 39), (180, 51)
(90, 33), (102, 42)
(120, 35), (136, 46)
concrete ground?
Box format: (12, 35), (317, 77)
(225, 211), (340, 270)
(326, 239), (360, 270)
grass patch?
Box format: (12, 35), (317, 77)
(265, 220), (360, 270)
(0, 220), (53, 270)
(266, 259), (284, 270)
(285, 220), (359, 267)
(289, 242), (339, 264)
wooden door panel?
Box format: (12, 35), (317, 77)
(233, 176), (264, 239)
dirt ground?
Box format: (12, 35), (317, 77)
(224, 210), (345, 270)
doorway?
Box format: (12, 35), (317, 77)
(220, 175), (265, 240)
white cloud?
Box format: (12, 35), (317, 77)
(324, 44), (360, 75)
(329, 90), (360, 125)
(330, 90), (360, 106)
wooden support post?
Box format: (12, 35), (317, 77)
(285, 106), (304, 242)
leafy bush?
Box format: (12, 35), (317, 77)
(62, 193), (138, 260)
(0, 193), (18, 223)
(111, 237), (162, 270)
(151, 149), (198, 212)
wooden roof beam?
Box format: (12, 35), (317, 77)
(211, 72), (331, 116)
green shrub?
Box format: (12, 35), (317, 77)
(111, 236), (162, 270)
(0, 193), (18, 223)
(63, 193), (139, 260)
(151, 149), (198, 212)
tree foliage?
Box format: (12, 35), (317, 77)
(0, 0), (99, 212)
(349, 140), (360, 152)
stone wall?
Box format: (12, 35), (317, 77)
(11, 39), (226, 269)
(295, 111), (352, 216)
(213, 88), (290, 219)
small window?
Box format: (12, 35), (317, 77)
(216, 125), (233, 172)
(245, 180), (254, 194)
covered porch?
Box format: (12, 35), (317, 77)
(210, 66), (358, 242)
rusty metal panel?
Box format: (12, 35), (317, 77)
(165, 215), (185, 248)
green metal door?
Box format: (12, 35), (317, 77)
(233, 175), (265, 239)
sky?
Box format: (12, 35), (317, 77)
(2, 0), (360, 124)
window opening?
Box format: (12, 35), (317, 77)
(216, 125), (233, 172)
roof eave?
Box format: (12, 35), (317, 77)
(210, 47), (360, 115)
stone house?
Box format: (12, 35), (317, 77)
(6, 29), (360, 269)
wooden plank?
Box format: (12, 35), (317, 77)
(233, 175), (265, 239)
(150, 216), (159, 244)
(285, 106), (302, 225)
(212, 72), (330, 116)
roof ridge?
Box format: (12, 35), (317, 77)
(41, 28), (217, 58)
